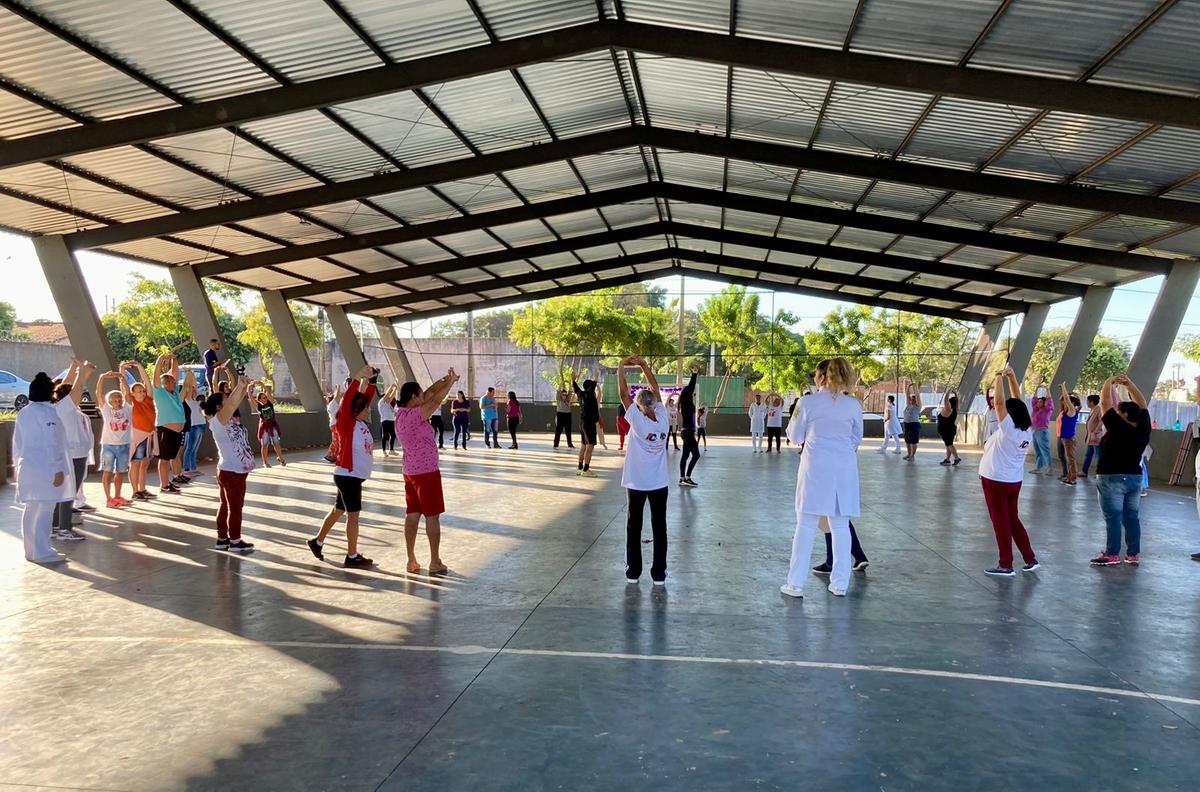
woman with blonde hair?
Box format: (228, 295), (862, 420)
(781, 357), (863, 598)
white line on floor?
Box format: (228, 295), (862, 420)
(7, 634), (1198, 709)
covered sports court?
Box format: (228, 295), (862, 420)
(1, 0), (1200, 789)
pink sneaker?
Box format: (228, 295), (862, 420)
(1089, 552), (1121, 566)
(1124, 554), (1140, 566)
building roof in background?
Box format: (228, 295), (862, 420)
(1, 1), (1198, 326)
(14, 320), (69, 345)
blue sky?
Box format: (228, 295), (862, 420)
(3, 227), (1192, 382)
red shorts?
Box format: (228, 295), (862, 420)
(404, 470), (445, 517)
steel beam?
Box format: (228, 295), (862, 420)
(185, 182), (1158, 282)
(11, 20), (1200, 172)
(64, 126), (1200, 252)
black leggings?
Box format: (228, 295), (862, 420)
(554, 412), (574, 447)
(823, 522), (868, 565)
(626, 486), (668, 582)
(679, 428), (700, 478)
(508, 416), (520, 447)
(429, 415), (444, 447)
(381, 420), (396, 452)
(766, 426), (782, 451)
(668, 428), (679, 449)
(453, 418), (469, 448)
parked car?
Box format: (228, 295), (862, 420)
(0, 369), (32, 410)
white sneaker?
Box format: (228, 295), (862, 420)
(827, 584), (846, 596)
(30, 552), (68, 564)
(652, 573), (668, 587)
(626, 577), (639, 584)
(779, 583), (803, 598)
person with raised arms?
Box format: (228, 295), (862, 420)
(13, 373), (72, 564)
(979, 366), (1039, 577)
(618, 356), (670, 586)
(203, 374), (257, 553)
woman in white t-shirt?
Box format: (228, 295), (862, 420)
(618, 355), (670, 585)
(181, 370), (206, 476)
(379, 384), (398, 457)
(979, 365), (1039, 577)
(202, 377), (257, 553)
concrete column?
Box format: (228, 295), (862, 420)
(261, 290), (324, 412)
(326, 305), (368, 375)
(1050, 286), (1113, 389)
(1127, 261), (1200, 396)
(373, 318), (414, 382)
(32, 235), (116, 372)
(1007, 303), (1050, 381)
(957, 317), (1005, 407)
(169, 266), (228, 384)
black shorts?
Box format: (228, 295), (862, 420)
(333, 474), (364, 514)
(903, 423), (921, 445)
(156, 426), (182, 460)
(581, 421), (598, 445)
(939, 428), (957, 446)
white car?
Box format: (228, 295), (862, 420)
(0, 369), (32, 410)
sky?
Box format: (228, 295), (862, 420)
(3, 226), (1195, 383)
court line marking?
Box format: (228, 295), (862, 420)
(7, 635), (1198, 709)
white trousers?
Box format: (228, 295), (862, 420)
(751, 431), (763, 450)
(22, 501), (59, 563)
(787, 512), (851, 591)
(879, 427), (900, 452)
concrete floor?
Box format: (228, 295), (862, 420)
(1, 436), (1198, 792)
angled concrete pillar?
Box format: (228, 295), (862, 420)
(32, 235), (116, 372)
(374, 318), (414, 382)
(326, 305), (368, 375)
(957, 317), (1005, 406)
(1128, 260), (1200, 396)
(1007, 303), (1050, 381)
(1050, 286), (1113, 390)
(261, 290), (324, 412)
(170, 265), (228, 385)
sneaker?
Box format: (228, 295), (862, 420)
(160, 484), (182, 494)
(58, 527), (86, 541)
(76, 504), (97, 513)
(576, 469), (584, 476)
(939, 459), (951, 465)
(685, 477), (699, 487)
(581, 470), (598, 478)
(779, 583), (803, 598)
(985, 567), (1015, 576)
(626, 577), (639, 584)
(827, 584), (846, 596)
(853, 559), (870, 572)
(679, 477), (697, 487)
(51, 527), (73, 541)
(140, 490), (156, 498)
(1090, 553), (1121, 566)
(1123, 554), (1140, 566)
(306, 538), (324, 560)
(344, 554), (374, 568)
(1191, 552), (1200, 562)
(652, 575), (667, 587)
(172, 475), (191, 485)
(952, 458), (962, 466)
(323, 454), (337, 463)
(215, 538), (230, 551)
(227, 539), (254, 553)
(132, 491), (151, 501)
(1022, 561), (1041, 572)
(811, 562), (832, 576)
(1140, 491), (1148, 497)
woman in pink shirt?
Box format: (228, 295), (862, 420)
(1030, 395), (1054, 473)
(394, 368), (460, 575)
(506, 391), (522, 449)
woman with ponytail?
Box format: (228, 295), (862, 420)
(781, 357), (863, 599)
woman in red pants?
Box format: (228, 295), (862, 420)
(979, 365), (1039, 577)
(616, 401), (631, 454)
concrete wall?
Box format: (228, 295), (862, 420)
(0, 341), (74, 380)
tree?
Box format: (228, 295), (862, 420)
(752, 310), (808, 393)
(1021, 327), (1131, 393)
(608, 305), (676, 372)
(237, 300), (322, 381)
(1174, 334), (1200, 365)
(612, 283), (668, 311)
(510, 290), (633, 387)
(866, 311), (972, 388)
(803, 306), (885, 384)
(431, 308), (519, 339)
(104, 274), (252, 364)
(0, 300), (20, 339)
(697, 285), (762, 406)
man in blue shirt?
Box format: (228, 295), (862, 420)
(203, 339), (222, 391)
(152, 353), (188, 493)
(480, 387), (499, 449)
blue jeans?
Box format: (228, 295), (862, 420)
(1097, 474), (1142, 556)
(1082, 444), (1099, 474)
(1032, 428), (1051, 469)
(183, 425), (205, 471)
(484, 417), (498, 446)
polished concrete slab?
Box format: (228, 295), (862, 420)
(1, 437), (1198, 791)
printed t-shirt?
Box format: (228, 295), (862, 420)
(396, 406), (439, 476)
(334, 421), (374, 480)
(210, 414), (256, 474)
(979, 415), (1032, 483)
(622, 402), (669, 491)
(100, 404), (132, 445)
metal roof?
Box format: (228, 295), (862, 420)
(2, 0), (1199, 325)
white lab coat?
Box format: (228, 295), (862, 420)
(786, 389), (863, 517)
(13, 402), (71, 504)
(748, 403), (767, 433)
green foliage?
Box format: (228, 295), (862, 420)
(697, 285), (761, 380)
(866, 311), (972, 388)
(752, 310), (808, 392)
(236, 301), (322, 379)
(431, 308), (519, 339)
(994, 327), (1131, 393)
(0, 301), (17, 338)
(103, 274), (253, 365)
(803, 306), (885, 384)
(1174, 333), (1200, 365)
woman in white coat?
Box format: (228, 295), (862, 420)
(13, 373), (72, 564)
(747, 393), (767, 452)
(781, 357), (863, 598)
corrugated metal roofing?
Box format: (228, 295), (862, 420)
(3, 0), (1200, 321)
